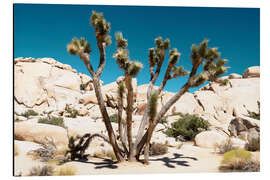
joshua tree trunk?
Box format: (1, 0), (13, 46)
(125, 74), (136, 161)
(92, 76), (125, 162)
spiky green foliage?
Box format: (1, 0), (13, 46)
(219, 149), (259, 172)
(65, 133), (110, 161)
(248, 101), (260, 120)
(169, 48), (181, 65)
(163, 38), (170, 50)
(189, 72), (209, 87)
(118, 81), (126, 97)
(67, 37), (91, 55)
(115, 32), (128, 48)
(20, 109), (38, 118)
(90, 11), (110, 36)
(165, 113), (209, 141)
(113, 32), (142, 77)
(127, 61), (143, 77)
(38, 117), (65, 128)
(189, 39), (228, 86)
(198, 39), (209, 58)
(104, 35), (112, 46)
(219, 79), (229, 86)
(113, 48), (129, 69)
(66, 108), (79, 118)
(191, 44), (199, 65)
(65, 135), (90, 161)
(172, 66), (189, 78)
(155, 36), (163, 47)
(148, 47), (158, 66)
(149, 91), (158, 122)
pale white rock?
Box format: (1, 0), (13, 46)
(229, 78), (259, 88)
(229, 73), (242, 79)
(78, 106), (88, 116)
(243, 66), (260, 78)
(165, 137), (179, 147)
(39, 57), (57, 65)
(79, 91), (104, 105)
(217, 75), (229, 81)
(64, 117), (106, 137)
(14, 62), (52, 107)
(15, 140), (43, 155)
(168, 92), (203, 115)
(50, 66), (81, 91)
(230, 137), (246, 149)
(195, 131), (227, 149)
(14, 122), (68, 146)
(15, 115), (27, 121)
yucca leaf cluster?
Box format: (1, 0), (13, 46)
(113, 32), (143, 77)
(189, 39), (228, 87)
(149, 37), (189, 80)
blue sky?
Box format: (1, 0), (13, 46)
(14, 4), (260, 92)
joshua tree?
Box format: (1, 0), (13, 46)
(67, 11), (228, 163)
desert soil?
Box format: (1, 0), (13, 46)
(15, 142), (224, 175)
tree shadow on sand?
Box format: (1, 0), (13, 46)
(74, 153), (197, 169)
(74, 157), (118, 169)
(150, 153), (198, 168)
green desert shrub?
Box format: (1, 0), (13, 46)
(28, 165), (54, 176)
(105, 150), (117, 161)
(165, 113), (209, 141)
(109, 114), (118, 123)
(159, 116), (168, 125)
(245, 137), (260, 151)
(20, 109), (38, 118)
(38, 117), (65, 128)
(248, 101), (260, 120)
(219, 149), (259, 172)
(215, 138), (236, 154)
(149, 143), (168, 156)
(66, 108), (79, 118)
(53, 165), (77, 176)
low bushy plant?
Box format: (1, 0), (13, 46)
(149, 143), (168, 156)
(160, 116), (168, 125)
(248, 101), (260, 120)
(109, 114), (118, 123)
(245, 138), (260, 151)
(38, 117), (65, 128)
(106, 150), (117, 161)
(216, 138), (236, 154)
(165, 113), (209, 141)
(53, 165), (77, 176)
(219, 149), (259, 172)
(20, 109), (38, 118)
(28, 165), (54, 176)
(66, 108), (79, 118)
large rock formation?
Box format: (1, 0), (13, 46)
(14, 57), (260, 150)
